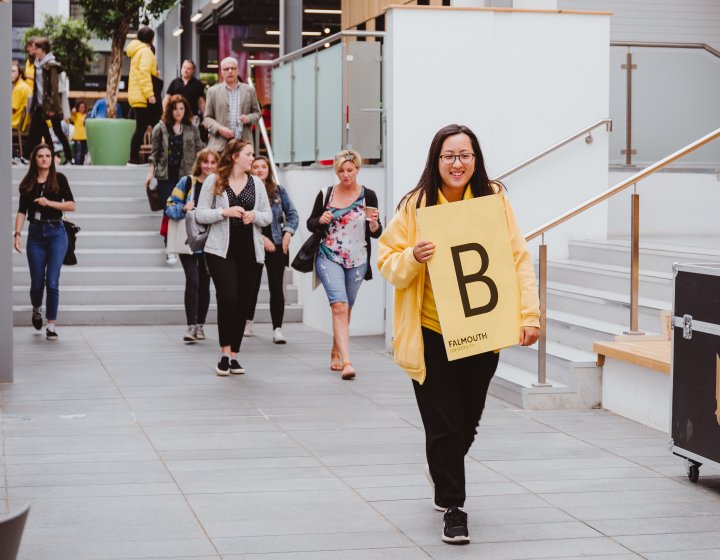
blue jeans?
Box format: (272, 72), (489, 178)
(26, 221), (68, 321)
(315, 255), (368, 307)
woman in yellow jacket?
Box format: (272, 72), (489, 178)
(126, 26), (160, 164)
(377, 124), (540, 545)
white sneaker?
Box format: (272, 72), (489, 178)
(166, 253), (178, 265)
(273, 328), (287, 344)
(194, 324), (206, 340)
(426, 465), (445, 512)
(183, 325), (197, 343)
(244, 320), (254, 337)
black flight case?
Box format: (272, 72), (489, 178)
(671, 263), (720, 482)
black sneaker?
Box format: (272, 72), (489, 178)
(229, 359), (245, 374)
(442, 507), (469, 544)
(46, 328), (58, 341)
(216, 356), (230, 376)
(32, 309), (43, 330)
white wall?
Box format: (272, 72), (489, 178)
(607, 170), (720, 238)
(277, 166), (387, 336)
(384, 6), (610, 234)
(35, 0), (69, 22)
(560, 0), (720, 51)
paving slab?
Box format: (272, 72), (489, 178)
(3, 323), (720, 559)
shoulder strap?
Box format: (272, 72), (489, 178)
(323, 186), (333, 207)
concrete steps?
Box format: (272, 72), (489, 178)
(490, 236), (720, 410)
(11, 166), (302, 326)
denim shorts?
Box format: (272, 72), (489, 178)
(315, 255), (368, 307)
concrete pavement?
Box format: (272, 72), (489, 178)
(2, 323), (720, 559)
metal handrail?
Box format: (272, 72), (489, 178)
(248, 30), (386, 70)
(611, 41), (720, 60)
(527, 126), (720, 386)
(526, 127), (720, 241)
(495, 119), (612, 181)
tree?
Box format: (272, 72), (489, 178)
(23, 15), (93, 88)
(78, 0), (176, 118)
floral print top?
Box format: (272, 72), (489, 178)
(319, 187), (367, 268)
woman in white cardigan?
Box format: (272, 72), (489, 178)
(196, 139), (272, 376)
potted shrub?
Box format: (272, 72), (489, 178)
(79, 0), (176, 165)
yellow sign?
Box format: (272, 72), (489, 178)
(417, 194), (521, 360)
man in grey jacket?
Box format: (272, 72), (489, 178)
(203, 57), (260, 153)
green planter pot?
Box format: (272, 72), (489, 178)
(86, 118), (136, 166)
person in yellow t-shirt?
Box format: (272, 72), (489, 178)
(377, 124), (540, 546)
(70, 102), (88, 165)
(24, 37), (37, 90)
(12, 62), (32, 158)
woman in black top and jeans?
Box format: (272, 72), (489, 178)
(14, 143), (76, 340)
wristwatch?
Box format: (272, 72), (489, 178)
(13, 232), (21, 238)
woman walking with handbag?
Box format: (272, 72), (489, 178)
(306, 149), (382, 380)
(165, 148), (220, 343)
(13, 143), (76, 340)
(377, 124), (540, 544)
(146, 94), (204, 265)
(244, 156), (299, 343)
(196, 140), (272, 376)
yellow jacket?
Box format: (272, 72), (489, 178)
(126, 40), (157, 108)
(12, 79), (32, 132)
(24, 59), (35, 89)
(377, 184), (540, 383)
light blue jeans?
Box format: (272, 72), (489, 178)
(315, 255), (368, 307)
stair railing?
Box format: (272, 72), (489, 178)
(495, 119), (612, 181)
(525, 127), (720, 387)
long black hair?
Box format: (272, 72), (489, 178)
(400, 124), (496, 210)
(19, 144), (58, 195)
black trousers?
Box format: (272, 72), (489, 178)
(413, 327), (499, 509)
(247, 245), (287, 328)
(205, 251), (261, 353)
(129, 106), (158, 162)
(179, 253), (211, 326)
(27, 108), (72, 162)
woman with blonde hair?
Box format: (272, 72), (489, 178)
(165, 148), (220, 343)
(196, 140), (272, 376)
(305, 149), (382, 379)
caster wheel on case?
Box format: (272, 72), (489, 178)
(688, 462), (700, 483)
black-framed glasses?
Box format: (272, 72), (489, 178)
(439, 153), (475, 165)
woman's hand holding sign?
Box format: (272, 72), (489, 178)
(413, 240), (435, 263)
(519, 326), (540, 347)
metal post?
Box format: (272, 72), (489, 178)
(533, 241), (551, 387)
(621, 50), (637, 166)
(281, 0), (303, 56)
(0, 0), (13, 382)
(626, 189), (644, 335)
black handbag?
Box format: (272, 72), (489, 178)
(63, 219), (80, 266)
(146, 184), (164, 212)
(291, 187), (332, 273)
(291, 231), (322, 273)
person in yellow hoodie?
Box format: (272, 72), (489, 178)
(24, 37), (37, 90)
(126, 26), (160, 164)
(12, 62), (32, 157)
(377, 124), (540, 546)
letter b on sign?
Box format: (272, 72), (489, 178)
(450, 243), (498, 318)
